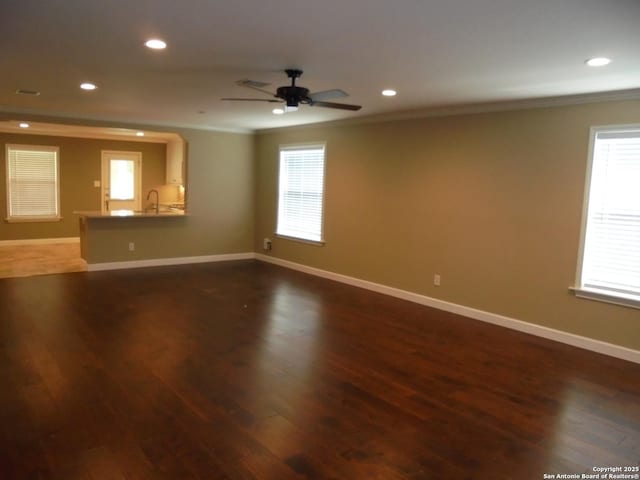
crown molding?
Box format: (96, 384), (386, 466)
(256, 88), (640, 135)
(0, 108), (253, 136)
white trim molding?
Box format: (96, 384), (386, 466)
(571, 286), (640, 310)
(88, 252), (255, 272)
(256, 254), (640, 365)
(257, 88), (640, 135)
(0, 236), (79, 246)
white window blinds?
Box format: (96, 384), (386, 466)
(579, 127), (640, 300)
(6, 145), (60, 220)
(277, 145), (325, 242)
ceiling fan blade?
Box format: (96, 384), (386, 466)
(240, 79), (270, 88)
(236, 80), (276, 97)
(308, 89), (348, 102)
(221, 97), (283, 103)
(310, 100), (362, 111)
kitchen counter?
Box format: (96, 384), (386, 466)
(76, 208), (188, 263)
(74, 209), (186, 218)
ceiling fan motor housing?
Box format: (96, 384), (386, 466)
(276, 86), (310, 107)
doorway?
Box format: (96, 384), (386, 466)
(101, 150), (142, 213)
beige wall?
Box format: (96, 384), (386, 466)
(0, 133), (166, 240)
(254, 100), (640, 351)
(81, 127), (255, 263)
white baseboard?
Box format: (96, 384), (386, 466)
(255, 254), (640, 365)
(88, 252), (255, 272)
(0, 237), (80, 246)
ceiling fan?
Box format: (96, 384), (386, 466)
(221, 69), (362, 111)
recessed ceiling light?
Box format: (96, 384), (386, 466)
(19, 122), (30, 128)
(145, 39), (167, 50)
(382, 89), (397, 97)
(80, 82), (97, 91)
(586, 57), (611, 67)
(136, 131), (145, 137)
(272, 108), (285, 115)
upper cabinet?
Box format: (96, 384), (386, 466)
(166, 140), (185, 185)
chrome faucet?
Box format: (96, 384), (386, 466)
(146, 189), (159, 214)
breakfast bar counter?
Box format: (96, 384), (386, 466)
(76, 209), (188, 264)
(74, 209), (186, 219)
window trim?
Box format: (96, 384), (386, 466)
(570, 285), (640, 310)
(275, 142), (327, 245)
(274, 233), (326, 247)
(5, 144), (61, 223)
(572, 124), (640, 309)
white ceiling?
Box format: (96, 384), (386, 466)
(1, 0), (639, 132)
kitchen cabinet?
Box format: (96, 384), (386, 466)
(166, 140), (184, 185)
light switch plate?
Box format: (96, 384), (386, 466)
(93, 180), (101, 187)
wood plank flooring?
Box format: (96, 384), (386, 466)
(0, 242), (87, 279)
(0, 260), (638, 479)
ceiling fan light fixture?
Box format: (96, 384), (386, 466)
(285, 105), (298, 112)
(585, 57), (611, 67)
(272, 108), (285, 115)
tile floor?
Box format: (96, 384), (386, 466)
(0, 242), (87, 278)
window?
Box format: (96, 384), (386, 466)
(5, 144), (60, 221)
(575, 125), (640, 307)
(277, 144), (326, 243)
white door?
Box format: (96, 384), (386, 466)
(101, 151), (142, 213)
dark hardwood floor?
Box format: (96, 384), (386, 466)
(0, 260), (638, 479)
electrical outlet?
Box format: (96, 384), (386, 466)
(128, 242), (135, 251)
(263, 238), (272, 251)
(433, 274), (441, 286)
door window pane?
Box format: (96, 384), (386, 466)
(110, 159), (135, 200)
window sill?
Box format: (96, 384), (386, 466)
(5, 216), (63, 223)
(275, 233), (325, 246)
(570, 286), (640, 310)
